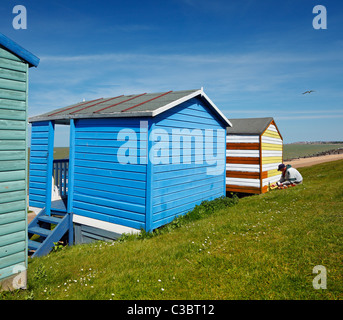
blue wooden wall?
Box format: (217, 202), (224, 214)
(149, 98), (226, 230)
(28, 96), (226, 239)
(29, 121), (54, 210)
(72, 118), (148, 230)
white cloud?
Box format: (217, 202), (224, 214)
(29, 50), (343, 125)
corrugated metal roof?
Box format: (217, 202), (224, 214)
(29, 89), (232, 127)
(226, 117), (274, 135)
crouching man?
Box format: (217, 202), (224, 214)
(277, 163), (303, 188)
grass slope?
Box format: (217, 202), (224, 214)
(2, 160), (343, 300)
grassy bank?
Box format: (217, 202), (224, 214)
(2, 160), (343, 300)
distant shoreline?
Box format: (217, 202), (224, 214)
(287, 153), (343, 168)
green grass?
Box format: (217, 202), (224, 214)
(53, 147), (69, 159)
(283, 144), (343, 160)
(2, 160), (343, 300)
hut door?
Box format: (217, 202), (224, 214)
(51, 124), (70, 211)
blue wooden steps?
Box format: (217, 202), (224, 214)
(28, 208), (71, 257)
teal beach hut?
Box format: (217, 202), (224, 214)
(0, 33), (39, 290)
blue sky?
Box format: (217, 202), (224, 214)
(1, 0), (343, 145)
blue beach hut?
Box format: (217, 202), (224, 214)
(28, 89), (231, 255)
(0, 33), (39, 290)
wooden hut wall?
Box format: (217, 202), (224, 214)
(150, 98), (226, 230)
(226, 134), (262, 193)
(260, 122), (282, 190)
(0, 46), (28, 283)
(72, 118), (148, 231)
(29, 121), (54, 210)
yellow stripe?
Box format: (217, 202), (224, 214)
(268, 169), (281, 177)
(262, 143), (283, 150)
(263, 130), (281, 139)
(262, 157), (283, 164)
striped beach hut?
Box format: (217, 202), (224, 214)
(0, 33), (39, 290)
(27, 88), (231, 255)
(226, 117), (283, 194)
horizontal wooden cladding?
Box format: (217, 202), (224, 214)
(226, 171), (269, 179)
(29, 122), (50, 209)
(226, 143), (260, 150)
(262, 156), (282, 164)
(152, 188), (223, 222)
(0, 170), (25, 183)
(261, 171), (268, 179)
(0, 159), (26, 172)
(261, 136), (282, 145)
(227, 135), (260, 143)
(226, 171), (257, 179)
(226, 156), (259, 164)
(0, 67), (26, 84)
(0, 78), (26, 92)
(262, 143), (283, 151)
(0, 229), (25, 249)
(267, 169), (281, 177)
(0, 57), (27, 73)
(0, 240), (26, 262)
(0, 180), (25, 193)
(263, 175), (281, 187)
(226, 185), (268, 194)
(227, 163), (260, 172)
(0, 98), (26, 111)
(0, 119), (26, 131)
(226, 185), (261, 194)
(263, 130), (281, 139)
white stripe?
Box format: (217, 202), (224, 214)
(73, 214), (141, 235)
(263, 175), (281, 186)
(152, 89), (232, 127)
(262, 136), (283, 144)
(226, 177), (260, 187)
(267, 124), (278, 132)
(262, 150), (283, 157)
(226, 163), (260, 172)
(226, 150), (260, 157)
(227, 135), (260, 143)
(262, 163), (280, 171)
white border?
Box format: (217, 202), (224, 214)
(73, 214), (141, 235)
(152, 89), (232, 127)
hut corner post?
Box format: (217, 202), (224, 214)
(259, 135), (263, 193)
(45, 121), (55, 216)
(67, 119), (76, 245)
(223, 126), (227, 196)
(145, 120), (154, 233)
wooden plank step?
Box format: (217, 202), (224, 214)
(38, 215), (62, 225)
(28, 226), (52, 238)
(51, 208), (67, 214)
(28, 240), (40, 250)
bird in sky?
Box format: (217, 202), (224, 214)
(302, 90), (315, 94)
